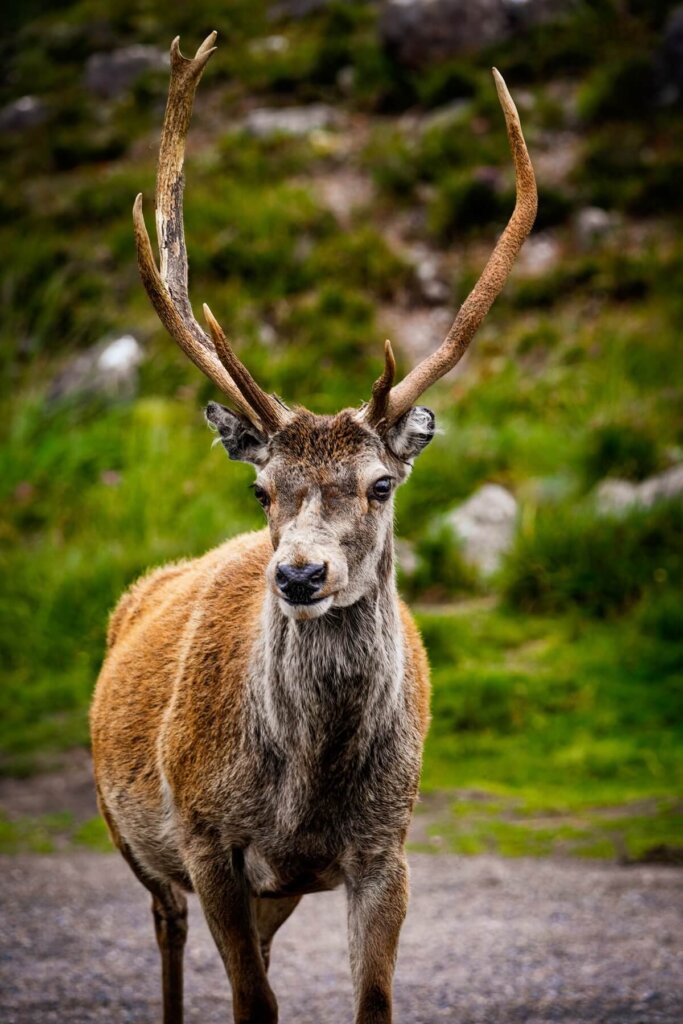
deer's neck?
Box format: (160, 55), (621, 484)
(248, 538), (403, 754)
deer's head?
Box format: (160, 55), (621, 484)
(134, 33), (536, 620)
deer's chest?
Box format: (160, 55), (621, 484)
(234, 720), (418, 896)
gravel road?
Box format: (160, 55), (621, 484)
(1, 852), (681, 1023)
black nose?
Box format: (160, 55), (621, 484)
(276, 563), (327, 604)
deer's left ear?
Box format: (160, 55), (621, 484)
(205, 402), (270, 466)
(386, 407), (436, 462)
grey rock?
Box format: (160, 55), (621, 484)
(243, 104), (341, 138)
(0, 95), (47, 132)
(270, 0), (339, 16)
(395, 537), (419, 576)
(596, 464), (683, 516)
(85, 46), (168, 100)
(574, 207), (619, 249)
(445, 483), (518, 575)
(48, 335), (144, 404)
(407, 245), (451, 304)
(657, 5), (683, 104)
(379, 0), (570, 68)
(517, 231), (561, 276)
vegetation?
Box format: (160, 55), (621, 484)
(1, 1), (681, 857)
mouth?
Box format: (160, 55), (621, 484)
(280, 593), (327, 607)
(277, 593), (334, 620)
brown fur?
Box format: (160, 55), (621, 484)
(91, 411), (433, 1024)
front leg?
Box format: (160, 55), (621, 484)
(345, 850), (409, 1024)
(188, 845), (278, 1024)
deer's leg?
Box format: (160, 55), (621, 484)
(189, 847), (278, 1024)
(96, 789), (188, 1024)
(254, 895), (301, 971)
(151, 884), (189, 1024)
(346, 851), (409, 1024)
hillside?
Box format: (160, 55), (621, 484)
(0, 0), (681, 858)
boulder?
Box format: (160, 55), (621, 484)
(379, 0), (570, 68)
(596, 464), (683, 516)
(445, 483), (518, 576)
(243, 104), (341, 138)
(657, 5), (683, 104)
(574, 207), (619, 249)
(85, 46), (168, 100)
(48, 335), (143, 404)
(0, 96), (47, 133)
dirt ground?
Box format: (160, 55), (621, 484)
(1, 850), (681, 1024)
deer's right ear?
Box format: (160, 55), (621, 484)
(205, 402), (270, 466)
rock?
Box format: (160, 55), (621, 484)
(48, 335), (144, 404)
(243, 104), (341, 138)
(85, 46), (168, 100)
(595, 464), (683, 516)
(269, 0), (337, 18)
(657, 5), (683, 104)
(574, 207), (618, 249)
(379, 0), (569, 68)
(445, 484), (518, 575)
(395, 538), (419, 576)
(516, 232), (561, 276)
(409, 246), (451, 304)
(0, 96), (47, 132)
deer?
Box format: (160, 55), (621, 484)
(90, 31), (536, 1024)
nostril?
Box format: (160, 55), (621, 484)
(275, 566), (290, 588)
(275, 563), (327, 600)
(307, 564), (326, 584)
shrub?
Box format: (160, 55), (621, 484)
(577, 55), (655, 124)
(429, 171), (505, 241)
(502, 499), (683, 617)
(399, 524), (479, 602)
(582, 421), (661, 486)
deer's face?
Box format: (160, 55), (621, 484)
(206, 406), (435, 620)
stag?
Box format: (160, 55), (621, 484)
(90, 31), (536, 1024)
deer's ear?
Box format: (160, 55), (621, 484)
(205, 403), (270, 466)
(386, 407), (436, 463)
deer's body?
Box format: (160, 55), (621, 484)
(89, 30), (536, 1024)
(92, 525), (429, 903)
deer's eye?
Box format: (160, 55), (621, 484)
(369, 477), (393, 502)
(252, 484), (270, 510)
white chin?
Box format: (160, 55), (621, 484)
(279, 596), (334, 621)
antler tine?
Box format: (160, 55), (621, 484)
(365, 339), (397, 427)
(133, 33), (287, 433)
(203, 305), (286, 435)
(133, 194), (259, 424)
(375, 69), (537, 427)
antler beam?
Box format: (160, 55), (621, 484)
(366, 69), (537, 428)
(133, 33), (287, 434)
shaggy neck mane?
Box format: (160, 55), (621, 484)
(248, 536), (403, 754)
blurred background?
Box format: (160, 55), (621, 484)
(0, 0), (681, 861)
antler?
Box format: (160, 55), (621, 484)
(364, 69), (537, 428)
(133, 33), (288, 434)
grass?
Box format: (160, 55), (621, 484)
(0, 812), (112, 854)
(0, 0), (681, 856)
(417, 602), (682, 803)
(412, 794), (682, 862)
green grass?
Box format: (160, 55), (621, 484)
(0, 0), (681, 847)
(417, 602), (682, 804)
(0, 812), (113, 854)
(413, 795), (682, 862)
